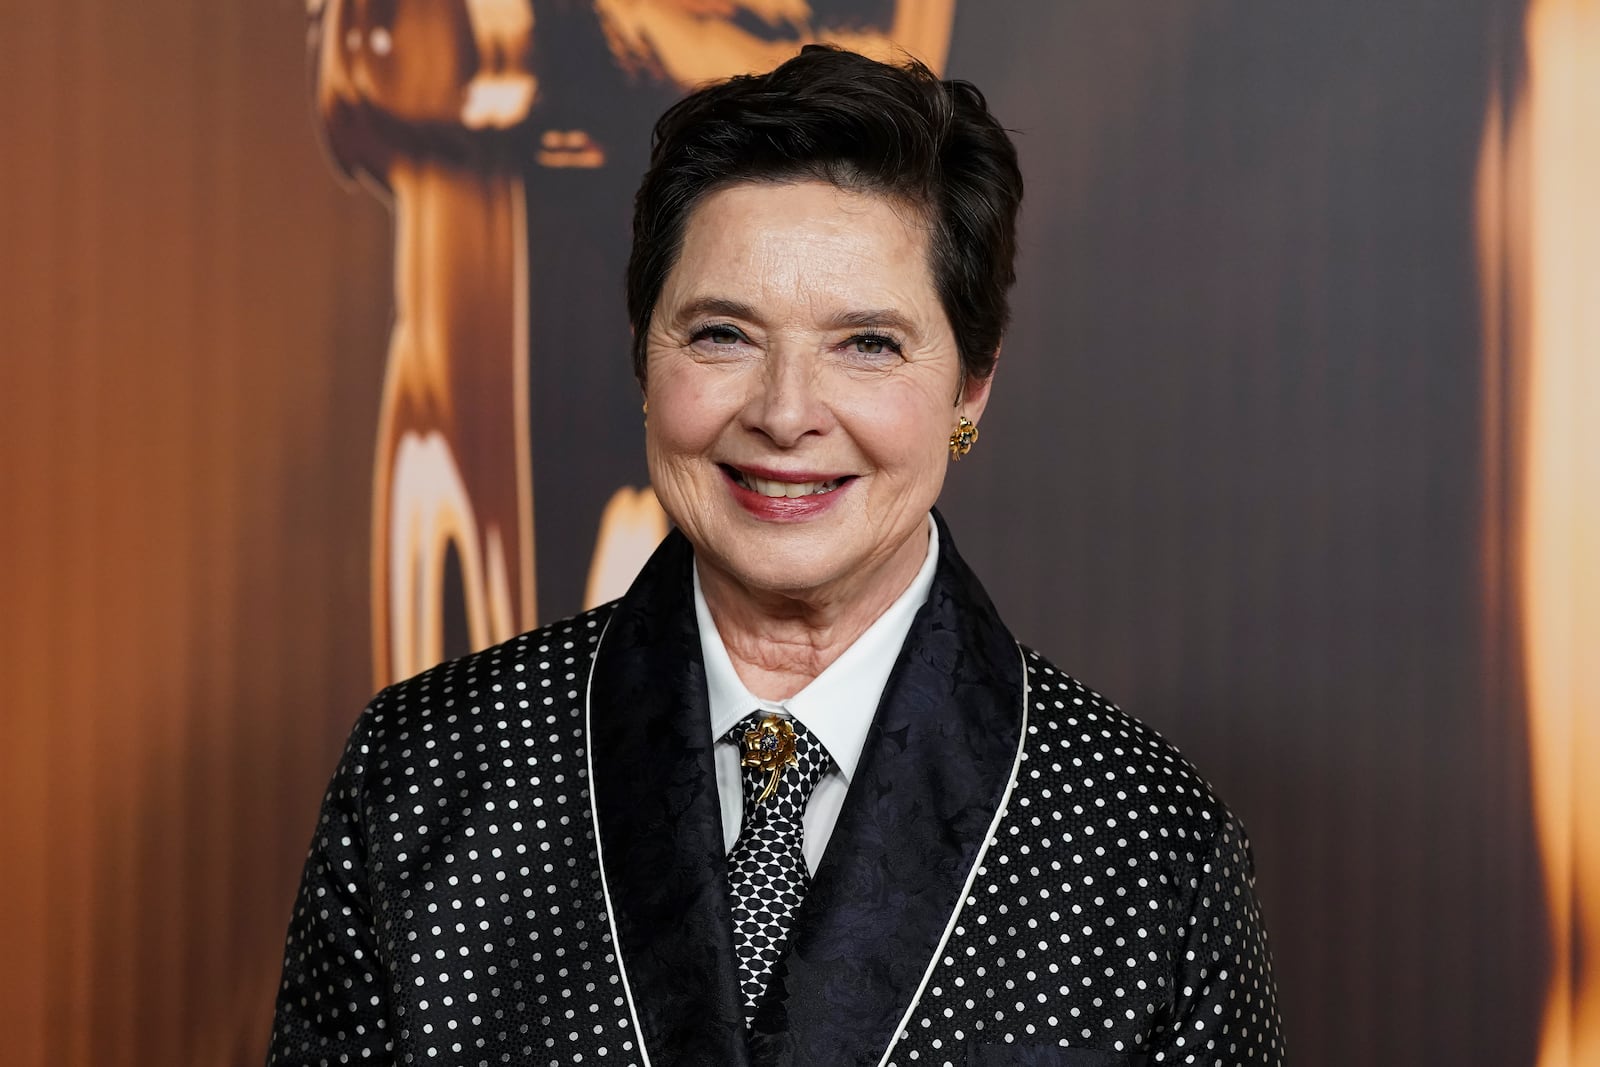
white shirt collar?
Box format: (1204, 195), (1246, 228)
(694, 514), (939, 783)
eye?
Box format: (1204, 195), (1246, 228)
(847, 333), (903, 358)
(690, 323), (747, 347)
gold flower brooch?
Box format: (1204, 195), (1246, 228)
(740, 715), (799, 803)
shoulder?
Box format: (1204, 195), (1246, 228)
(1014, 644), (1238, 851)
(351, 602), (619, 759)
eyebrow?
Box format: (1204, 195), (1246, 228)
(672, 297), (762, 325)
(820, 308), (921, 338)
(671, 297), (921, 339)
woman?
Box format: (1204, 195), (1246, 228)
(269, 46), (1283, 1067)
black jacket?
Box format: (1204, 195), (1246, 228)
(268, 515), (1284, 1066)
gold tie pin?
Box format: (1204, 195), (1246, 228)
(740, 715), (799, 803)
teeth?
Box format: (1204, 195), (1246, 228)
(737, 472), (843, 498)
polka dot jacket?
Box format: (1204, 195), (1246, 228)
(269, 516), (1284, 1067)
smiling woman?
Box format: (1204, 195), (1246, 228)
(268, 46), (1285, 1067)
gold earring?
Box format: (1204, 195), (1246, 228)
(641, 398), (649, 419)
(949, 415), (979, 460)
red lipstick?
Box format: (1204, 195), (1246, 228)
(719, 465), (854, 522)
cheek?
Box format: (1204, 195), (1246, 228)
(841, 386), (951, 472)
(647, 373), (734, 460)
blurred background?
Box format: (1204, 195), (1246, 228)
(1, 1), (1595, 1064)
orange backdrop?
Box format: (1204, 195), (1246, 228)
(0, 4), (391, 1061)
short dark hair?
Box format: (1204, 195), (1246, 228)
(626, 45), (1023, 385)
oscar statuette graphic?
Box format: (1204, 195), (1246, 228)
(311, 0), (544, 685)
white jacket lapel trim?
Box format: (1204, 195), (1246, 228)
(584, 613), (654, 1067)
(873, 643), (1032, 1067)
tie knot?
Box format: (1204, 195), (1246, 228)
(727, 712), (831, 824)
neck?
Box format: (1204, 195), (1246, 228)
(699, 530), (929, 701)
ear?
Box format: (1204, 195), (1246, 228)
(958, 347), (999, 424)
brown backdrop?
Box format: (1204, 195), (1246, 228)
(2, 2), (1595, 1066)
(0, 4), (392, 1060)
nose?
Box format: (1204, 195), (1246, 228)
(743, 342), (831, 448)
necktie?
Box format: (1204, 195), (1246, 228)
(725, 712), (832, 1024)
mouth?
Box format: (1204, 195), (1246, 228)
(720, 464), (852, 499)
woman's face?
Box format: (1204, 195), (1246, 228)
(644, 180), (991, 607)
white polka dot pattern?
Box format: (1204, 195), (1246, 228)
(881, 650), (1284, 1066)
(267, 613), (1283, 1066)
(267, 607), (632, 1067)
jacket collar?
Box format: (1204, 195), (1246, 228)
(587, 528), (750, 1067)
(587, 511), (1027, 1067)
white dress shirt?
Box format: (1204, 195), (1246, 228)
(693, 516), (939, 873)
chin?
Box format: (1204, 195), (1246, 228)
(707, 544), (850, 600)
(714, 525), (929, 610)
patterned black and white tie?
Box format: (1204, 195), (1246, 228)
(725, 712), (832, 1025)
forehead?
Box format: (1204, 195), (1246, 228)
(662, 180), (941, 317)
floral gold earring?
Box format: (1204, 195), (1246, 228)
(949, 415), (979, 460)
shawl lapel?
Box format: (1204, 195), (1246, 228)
(749, 511), (1028, 1067)
(587, 530), (751, 1067)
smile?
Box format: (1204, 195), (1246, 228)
(722, 465), (850, 498)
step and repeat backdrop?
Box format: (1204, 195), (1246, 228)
(2, 1), (1595, 1065)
